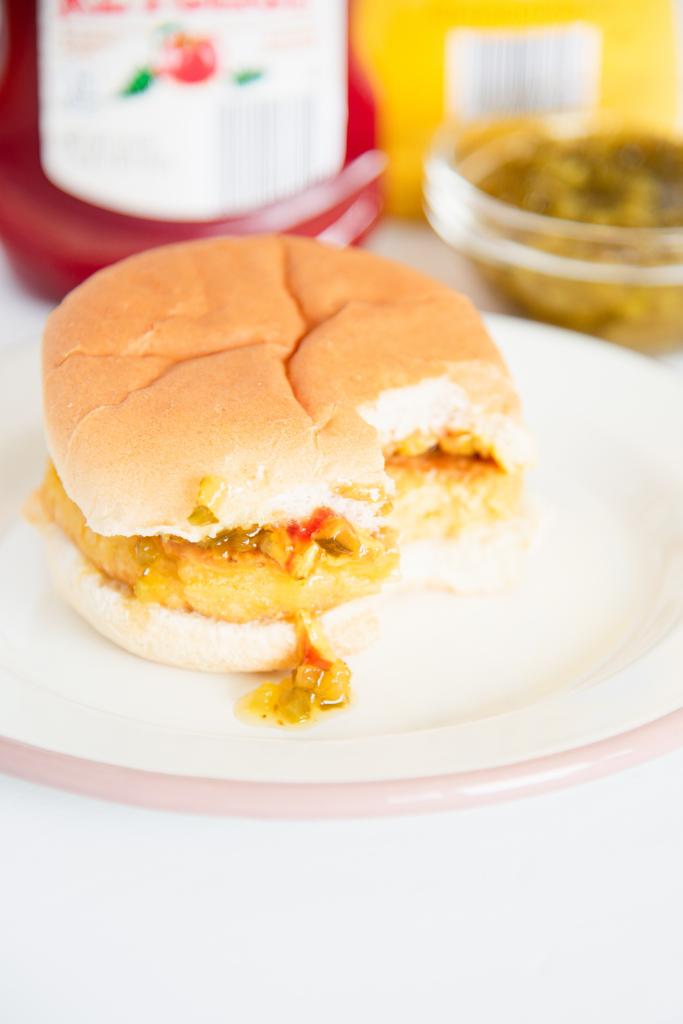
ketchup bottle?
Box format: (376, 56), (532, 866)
(0, 0), (381, 298)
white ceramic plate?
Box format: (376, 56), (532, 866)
(1, 315), (682, 817)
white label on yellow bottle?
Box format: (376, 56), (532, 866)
(445, 23), (602, 122)
(38, 0), (347, 221)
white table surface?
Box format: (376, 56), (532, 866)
(2, 223), (683, 1024)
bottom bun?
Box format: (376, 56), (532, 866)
(41, 525), (380, 673)
(40, 513), (536, 674)
(397, 515), (536, 594)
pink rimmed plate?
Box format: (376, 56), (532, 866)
(0, 315), (682, 817)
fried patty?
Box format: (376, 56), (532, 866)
(40, 447), (523, 622)
(40, 466), (398, 624)
(387, 451), (524, 541)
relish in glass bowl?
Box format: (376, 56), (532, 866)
(424, 114), (683, 352)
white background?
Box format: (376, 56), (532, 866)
(2, 223), (683, 1023)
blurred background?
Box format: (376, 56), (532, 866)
(2, 0), (683, 351)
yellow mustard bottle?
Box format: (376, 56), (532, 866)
(354, 0), (679, 216)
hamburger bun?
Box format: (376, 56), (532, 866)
(37, 235), (535, 679)
(40, 517), (533, 674)
(41, 523), (380, 672)
(43, 235), (532, 541)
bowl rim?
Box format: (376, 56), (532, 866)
(425, 112), (683, 254)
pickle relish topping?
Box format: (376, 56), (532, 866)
(237, 613), (352, 728)
(41, 465), (399, 626)
(184, 506), (389, 581)
(152, 505), (380, 727)
(188, 475), (227, 526)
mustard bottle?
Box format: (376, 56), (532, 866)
(355, 0), (679, 216)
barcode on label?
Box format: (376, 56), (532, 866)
(218, 94), (318, 214)
(445, 23), (602, 122)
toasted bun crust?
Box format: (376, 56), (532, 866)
(44, 235), (531, 539)
(42, 525), (380, 672)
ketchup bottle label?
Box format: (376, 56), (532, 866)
(37, 0), (348, 221)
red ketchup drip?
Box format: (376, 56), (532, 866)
(300, 640), (333, 671)
(286, 507), (333, 543)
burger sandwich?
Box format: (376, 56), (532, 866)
(33, 236), (534, 724)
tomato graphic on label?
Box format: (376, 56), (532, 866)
(159, 33), (217, 84)
(119, 26), (266, 97)
(120, 27), (218, 95)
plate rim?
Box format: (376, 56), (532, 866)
(1, 703), (682, 817)
(2, 314), (683, 815)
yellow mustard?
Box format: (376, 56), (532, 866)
(354, 0), (679, 216)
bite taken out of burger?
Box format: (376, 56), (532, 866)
(31, 236), (534, 727)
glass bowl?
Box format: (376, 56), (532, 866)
(424, 114), (683, 352)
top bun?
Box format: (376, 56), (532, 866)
(43, 235), (532, 540)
